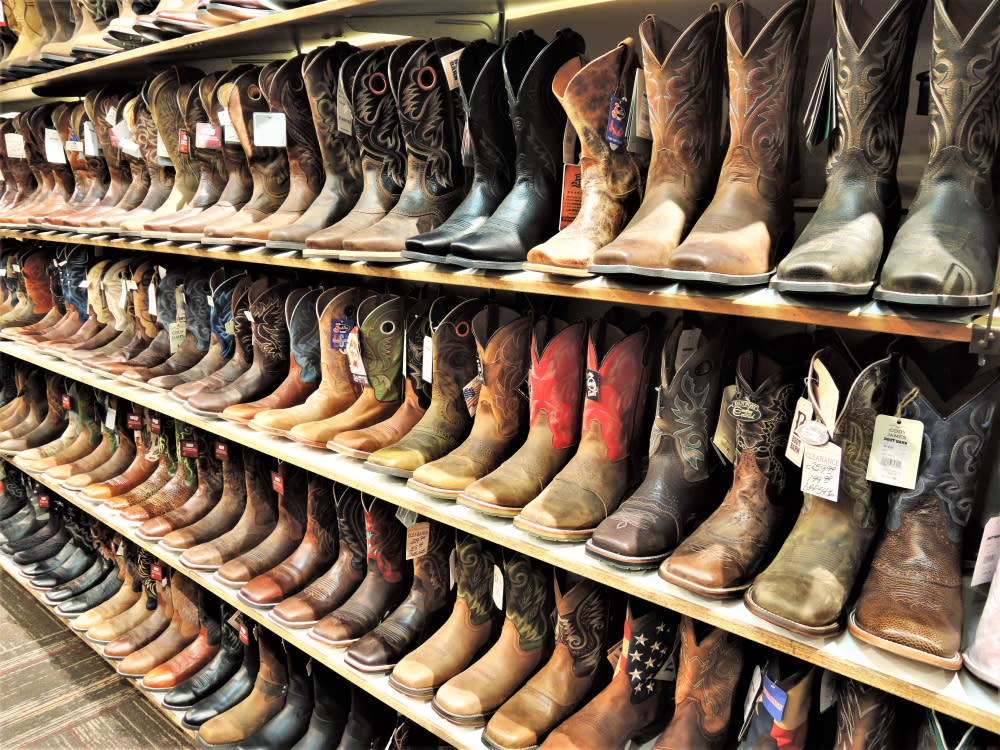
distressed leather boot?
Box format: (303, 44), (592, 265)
(432, 553), (551, 727)
(653, 617), (744, 750)
(739, 655), (814, 749)
(310, 496), (408, 647)
(17, 385), (97, 473)
(543, 603), (679, 749)
(0, 248), (54, 327)
(98, 411), (175, 510)
(664, 0), (812, 285)
(142, 587), (221, 690)
(338, 38), (467, 262)
(269, 483), (366, 628)
(43, 396), (114, 485)
(344, 519), (452, 672)
(524, 39), (645, 276)
(239, 473), (336, 608)
(409, 304), (531, 498)
(591, 10), (726, 277)
(118, 569), (200, 677)
(119, 421), (198, 523)
(483, 578), (609, 750)
(515, 318), (652, 541)
(832, 679), (899, 750)
(302, 43), (412, 257)
(365, 298), (483, 478)
(589, 320), (726, 568)
(402, 39), (513, 262)
(103, 552), (174, 660)
(746, 348), (894, 637)
(772, 0), (925, 295)
(849, 355), (1000, 669)
(964, 561), (1000, 688)
(447, 29), (585, 270)
(163, 603), (244, 709)
(93, 263), (173, 377)
(79, 403), (158, 500)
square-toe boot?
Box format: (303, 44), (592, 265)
(431, 552), (552, 727)
(964, 559), (1000, 688)
(119, 420), (198, 523)
(652, 617), (744, 750)
(0, 367), (45, 442)
(588, 319), (726, 568)
(78, 402), (157, 500)
(0, 370), (68, 453)
(288, 661), (349, 748)
(848, 354), (1000, 668)
(266, 43), (362, 250)
(408, 303), (531, 498)
(46, 259), (118, 359)
(5, 247), (67, 341)
(301, 43), (413, 257)
(118, 568), (200, 677)
(771, 0), (925, 295)
(0, 122), (37, 210)
(142, 587), (221, 690)
(0, 0), (48, 77)
(337, 38), (467, 262)
(95, 409), (173, 509)
(515, 317), (652, 541)
(660, 344), (806, 596)
(55, 546), (127, 618)
(225, 286), (322, 424)
(62, 258), (137, 364)
(483, 578), (609, 750)
(344, 519), (452, 673)
(72, 542), (141, 631)
(738, 655), (814, 750)
(78, 260), (156, 371)
(61, 398), (136, 492)
(102, 0), (157, 48)
(42, 391), (115, 484)
(309, 495), (409, 647)
(268, 483), (365, 628)
(523, 38), (646, 277)
(239, 473), (337, 608)
(29, 106), (85, 229)
(542, 602), (679, 749)
(402, 38), (513, 263)
(832, 679), (900, 749)
(745, 347), (894, 637)
(92, 262), (171, 376)
(26, 247), (94, 347)
(0, 248), (54, 328)
(45, 104), (111, 226)
(364, 298), (483, 478)
(13, 381), (91, 473)
(181, 618), (259, 730)
(663, 0), (813, 286)
(239, 644), (313, 750)
(86, 556), (156, 644)
(64, 0), (121, 58)
(103, 551), (174, 659)
(163, 602), (244, 709)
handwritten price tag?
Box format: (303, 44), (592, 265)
(801, 442), (842, 502)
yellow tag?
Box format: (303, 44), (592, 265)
(712, 385), (739, 463)
(405, 522), (430, 560)
(785, 398), (814, 468)
(801, 442), (842, 502)
(866, 415), (923, 490)
(169, 322), (186, 353)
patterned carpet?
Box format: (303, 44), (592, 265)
(0, 567), (193, 750)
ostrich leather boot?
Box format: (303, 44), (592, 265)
(268, 483), (366, 628)
(310, 496), (409, 647)
(964, 559), (1000, 688)
(117, 570), (200, 677)
(483, 579), (609, 750)
(408, 304), (531, 498)
(515, 319), (652, 541)
(588, 320), (726, 568)
(365, 299), (483, 478)
(99, 412), (175, 510)
(745, 349), (893, 637)
(664, 0), (812, 286)
(119, 421), (198, 523)
(141, 586), (221, 690)
(103, 554), (174, 660)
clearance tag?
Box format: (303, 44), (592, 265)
(195, 123), (222, 149)
(346, 327), (368, 386)
(422, 336), (433, 382)
(492, 564), (504, 610)
(150, 416), (162, 434)
(405, 521), (430, 560)
(785, 398), (814, 468)
(395, 506), (418, 527)
(812, 359), (840, 436)
(866, 415), (923, 490)
(801, 442), (842, 502)
(559, 164), (582, 231)
(253, 112), (287, 148)
(972, 516), (1000, 587)
(336, 83), (353, 135)
(168, 321), (186, 353)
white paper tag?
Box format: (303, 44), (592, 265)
(169, 321), (186, 353)
(801, 442), (842, 502)
(785, 398), (815, 468)
(336, 84), (353, 135)
(112, 118), (133, 145)
(4, 132), (24, 159)
(633, 72), (651, 141)
(492, 564), (504, 609)
(813, 359), (840, 433)
(218, 110), (239, 144)
(422, 335), (433, 383)
(78, 278), (88, 288)
(449, 548), (456, 590)
(712, 385), (739, 464)
(346, 327), (368, 386)
(83, 122), (99, 156)
(244, 309), (253, 322)
(105, 106), (117, 126)
(64, 140), (83, 152)
(972, 516), (1000, 587)
(405, 521), (430, 560)
(395, 506), (418, 527)
(819, 670), (838, 714)
(156, 133), (172, 165)
(674, 328), (701, 371)
(441, 50), (462, 90)
(207, 295), (214, 308)
(105, 407), (117, 430)
(253, 112), (287, 148)
(120, 140), (140, 158)
(44, 129), (66, 163)
(866, 415), (923, 490)
(118, 281), (128, 309)
(744, 666), (763, 723)
(148, 281), (158, 316)
(217, 109), (231, 126)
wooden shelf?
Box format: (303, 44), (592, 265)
(2, 339), (997, 733)
(1, 229), (983, 343)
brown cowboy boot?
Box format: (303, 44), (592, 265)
(118, 420), (198, 523)
(117, 569), (200, 677)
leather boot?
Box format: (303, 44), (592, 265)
(269, 483), (366, 628)
(335, 686), (395, 750)
(87, 579), (155, 644)
(182, 620), (258, 729)
(738, 655), (814, 750)
(915, 710), (992, 750)
(301, 43), (412, 257)
(240, 645), (313, 750)
(0, 371), (68, 453)
(225, 286), (321, 424)
(365, 298), (483, 478)
(52, 555), (122, 617)
(180, 450), (277, 571)
(849, 355), (1000, 668)
(0, 0), (48, 75)
(103, 551), (174, 659)
(653, 617), (744, 750)
(772, 0), (925, 295)
(118, 568), (200, 676)
(13, 381), (87, 472)
(98, 410), (175, 510)
(78, 402), (156, 499)
(47, 259), (118, 359)
(344, 519), (451, 672)
(483, 578), (610, 750)
(91, 262), (170, 376)
(408, 304), (531, 498)
(62, 0), (120, 59)
(163, 603), (244, 708)
(515, 318), (652, 541)
(663, 0), (812, 285)
(309, 496), (408, 646)
(254, 286), (361, 440)
(73, 543), (141, 630)
(0, 368), (45, 441)
(0, 249), (53, 327)
(267, 43), (362, 250)
(432, 553), (551, 727)
(289, 662), (350, 749)
(338, 38), (467, 262)
(239, 473), (336, 607)
(832, 679), (900, 750)
(964, 560), (1000, 688)
(142, 587), (221, 689)
(447, 29), (586, 271)
(119, 421), (198, 522)
(588, 320), (726, 568)
(402, 39), (512, 263)
(523, 39), (645, 276)
(78, 260), (156, 371)
(61, 258), (136, 365)
(43, 397), (114, 484)
(542, 603), (679, 748)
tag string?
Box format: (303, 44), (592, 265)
(894, 387), (920, 422)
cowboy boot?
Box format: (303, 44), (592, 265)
(664, 0), (813, 285)
(103, 0), (159, 47)
(67, 0), (121, 58)
(288, 661), (350, 748)
(34, 0), (77, 66)
(180, 618), (259, 729)
(338, 38), (467, 262)
(72, 543), (142, 630)
(524, 39), (645, 276)
(61, 398), (137, 492)
(515, 317), (652, 541)
(0, 371), (68, 453)
(43, 390), (114, 483)
(738, 655), (814, 750)
(30, 104), (87, 228)
(12, 381), (87, 471)
(141, 587), (221, 690)
(0, 248), (54, 327)
(163, 602), (244, 708)
(432, 553), (552, 727)
(240, 643), (314, 750)
(46, 259), (117, 357)
(408, 304), (532, 498)
(964, 560), (1000, 688)
(5, 249), (69, 342)
(90, 407), (169, 506)
(832, 679), (900, 750)
(119, 420), (198, 523)
(61, 258), (136, 363)
(103, 551), (174, 659)
(86, 557), (157, 643)
(118, 569), (200, 677)
(365, 298), (483, 478)
(0, 0), (48, 74)
(849, 354), (1000, 668)
(772, 0), (925, 295)
(447, 29), (586, 270)
(268, 483), (365, 628)
(91, 261), (169, 375)
(915, 710), (993, 749)
(77, 259), (155, 370)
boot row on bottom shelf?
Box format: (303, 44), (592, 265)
(2, 490), (995, 750)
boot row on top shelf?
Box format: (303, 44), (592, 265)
(2, 0), (999, 308)
(1, 241), (999, 688)
(2, 465), (995, 750)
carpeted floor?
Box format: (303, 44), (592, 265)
(0, 567), (193, 750)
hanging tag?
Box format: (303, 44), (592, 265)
(449, 548), (456, 590)
(271, 471), (284, 494)
(804, 48), (837, 150)
(62, 394), (71, 410)
(743, 666), (764, 724)
(64, 140), (83, 153)
(866, 415), (923, 489)
(463, 374), (482, 416)
(120, 139), (141, 158)
(38, 494), (49, 508)
(653, 649), (676, 681)
(972, 516), (1000, 586)
(728, 397), (761, 423)
(105, 406), (117, 430)
(605, 95), (629, 149)
(336, 84), (353, 135)
(0, 4), (5, 25)
(195, 123), (222, 150)
(405, 521), (430, 560)
(785, 398), (815, 468)
(492, 564), (504, 609)
(245, 310), (254, 323)
(422, 336), (434, 382)
(584, 369), (600, 401)
(4, 133), (25, 159)
(207, 295), (214, 309)
(169, 322), (186, 353)
(148, 282), (158, 317)
(460, 120), (473, 167)
(116, 540), (125, 557)
(217, 109), (232, 127)
(227, 611), (243, 631)
(181, 439), (199, 458)
(819, 670), (838, 714)
(225, 321), (235, 335)
(674, 328), (701, 371)
(83, 122), (100, 156)
(44, 129), (66, 164)
(112, 118), (133, 146)
(762, 674), (788, 721)
(253, 112), (287, 148)
(105, 106), (117, 126)
(346, 327), (368, 386)
(395, 506), (418, 527)
(440, 49), (462, 90)
(559, 163), (583, 231)
(625, 73), (652, 156)
(713, 385), (739, 463)
(150, 416), (162, 434)
(156, 134), (172, 165)
(239, 622), (249, 644)
(127, 412), (142, 430)
(330, 319), (352, 351)
(801, 442), (842, 502)
(214, 441), (229, 460)
(812, 359), (840, 436)
(150, 563), (163, 581)
(178, 129), (190, 154)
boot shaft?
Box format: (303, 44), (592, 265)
(208, 270), (242, 358)
(180, 269), (213, 350)
(273, 462), (309, 536)
(230, 274), (254, 363)
(358, 293), (403, 402)
(226, 63), (290, 202)
(287, 286), (323, 384)
(59, 245), (90, 322)
(247, 277), (290, 376)
(209, 65), (255, 207)
(317, 286), (363, 396)
(361, 495), (405, 583)
(554, 578), (609, 678)
(452, 533), (499, 628)
(181, 72), (226, 206)
(303, 43), (362, 186)
(528, 317), (586, 450)
(333, 483), (367, 576)
(502, 552), (551, 651)
(471, 303), (532, 440)
(428, 298), (483, 416)
(351, 44), (412, 195)
(265, 52), (323, 202)
(462, 40), (514, 190)
(146, 66), (203, 196)
(615, 604), (679, 705)
(304, 474), (338, 558)
(402, 298), (433, 409)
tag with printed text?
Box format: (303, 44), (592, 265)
(785, 398), (814, 468)
(866, 415), (923, 489)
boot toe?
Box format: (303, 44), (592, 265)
(346, 634), (394, 670)
(80, 484), (112, 499)
(137, 517), (172, 539)
(410, 459), (477, 493)
(525, 238), (593, 271)
(164, 684), (199, 708)
(215, 560), (252, 586)
(390, 657), (436, 693)
(239, 577), (285, 606)
(271, 598), (319, 626)
(661, 548), (737, 591)
(120, 506), (152, 523)
(484, 708), (542, 750)
(161, 529), (197, 550)
(366, 445), (428, 474)
(312, 614), (361, 644)
(433, 681), (484, 720)
(220, 403), (266, 422)
(450, 228), (525, 263)
(747, 570), (845, 632)
(248, 409), (292, 430)
(180, 545), (224, 570)
(141, 665), (179, 690)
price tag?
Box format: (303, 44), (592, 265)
(150, 416), (162, 434)
(492, 564), (504, 609)
(449, 548), (456, 589)
(169, 321), (186, 353)
(819, 670), (838, 713)
(245, 310), (254, 323)
(463, 374), (481, 417)
(227, 611), (243, 631)
(105, 406), (117, 430)
(812, 358), (840, 435)
(180, 439), (199, 457)
(44, 129), (66, 163)
(271, 470), (284, 494)
(83, 122), (99, 156)
(178, 129), (190, 154)
(38, 494), (49, 508)
(148, 281), (158, 317)
(253, 112), (287, 148)
(743, 666), (763, 724)
(801, 442), (842, 502)
(64, 140), (83, 152)
(972, 516), (1000, 587)
(4, 133), (24, 159)
(761, 673), (787, 721)
(866, 415), (923, 489)
(0, 4), (5, 25)
(559, 163), (582, 230)
(62, 394), (71, 410)
(105, 106), (117, 126)
(422, 336), (433, 382)
(195, 123), (222, 149)
(712, 385), (739, 463)
(150, 563), (163, 581)
(156, 133), (172, 165)
(126, 412), (142, 430)
(405, 521), (430, 560)
(225, 320), (235, 335)
(440, 49), (462, 90)
(239, 622), (249, 644)
(336, 84), (353, 135)
(606, 95), (629, 149)
(120, 139), (140, 158)
(625, 71), (652, 156)
(346, 327), (368, 386)
(785, 398), (814, 468)
(214, 441), (229, 460)
(112, 118), (132, 145)
(395, 506), (418, 527)
(330, 319), (352, 351)
(674, 328), (701, 371)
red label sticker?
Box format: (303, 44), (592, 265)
(181, 439), (199, 458)
(38, 495), (49, 508)
(195, 123), (222, 149)
(151, 416), (161, 434)
(559, 164), (583, 231)
(178, 129), (190, 154)
(0, 481), (5, 493)
(271, 471), (284, 494)
(150, 563), (163, 581)
(214, 441), (228, 460)
(62, 394), (71, 410)
(127, 413), (142, 430)
(109, 129), (119, 148)
(239, 623), (249, 644)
